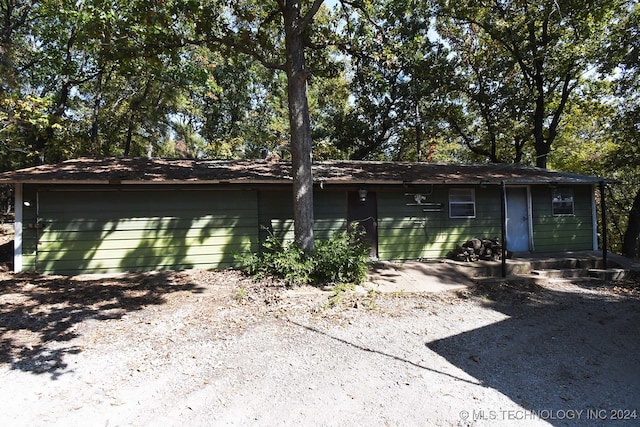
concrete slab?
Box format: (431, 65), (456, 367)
(360, 251), (640, 294)
(363, 260), (474, 293)
(588, 268), (627, 281)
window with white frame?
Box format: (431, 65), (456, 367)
(449, 188), (476, 218)
(552, 188), (574, 215)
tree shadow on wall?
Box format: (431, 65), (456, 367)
(0, 271), (204, 379)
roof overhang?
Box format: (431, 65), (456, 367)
(0, 157), (614, 186)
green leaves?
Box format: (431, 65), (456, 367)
(236, 229), (371, 286)
(429, 0), (629, 167)
(1, 0), (637, 174)
(0, 95), (54, 170)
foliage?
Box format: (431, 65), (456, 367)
(313, 226), (371, 285)
(236, 228), (371, 287)
(2, 0), (640, 257)
(332, 0), (452, 161)
(237, 234), (315, 286)
(547, 0), (640, 256)
(429, 0), (626, 168)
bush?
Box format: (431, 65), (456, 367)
(312, 229), (371, 285)
(236, 228), (371, 287)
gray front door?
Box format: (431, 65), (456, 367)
(506, 187), (531, 252)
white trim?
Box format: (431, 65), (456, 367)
(448, 188), (476, 218)
(551, 187), (575, 216)
(13, 183), (23, 273)
(592, 184), (598, 250)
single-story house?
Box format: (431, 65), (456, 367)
(0, 157), (609, 275)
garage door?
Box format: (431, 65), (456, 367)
(35, 188), (258, 274)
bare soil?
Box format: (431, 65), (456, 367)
(1, 250), (640, 426)
(0, 225), (13, 272)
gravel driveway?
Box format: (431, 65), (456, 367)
(1, 268), (639, 426)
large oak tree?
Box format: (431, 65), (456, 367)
(430, 0), (624, 168)
(191, 0), (337, 252)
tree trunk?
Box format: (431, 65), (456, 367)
(533, 62), (549, 169)
(283, 1), (315, 253)
(90, 70), (103, 154)
(123, 80), (152, 157)
(124, 115), (134, 157)
(622, 186), (640, 259)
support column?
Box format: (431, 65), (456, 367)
(591, 184), (598, 251)
(599, 181), (608, 269)
(501, 181), (507, 278)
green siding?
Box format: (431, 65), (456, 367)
(377, 186), (502, 260)
(34, 188), (258, 274)
(258, 190), (346, 244)
(20, 183), (597, 274)
(21, 185), (39, 271)
(531, 185), (594, 251)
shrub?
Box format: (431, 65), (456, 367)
(235, 234), (314, 286)
(236, 228), (371, 287)
(312, 229), (371, 285)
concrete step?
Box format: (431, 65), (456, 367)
(587, 268), (627, 281)
(529, 258), (610, 270)
(531, 268), (589, 279)
(546, 276), (604, 285)
(448, 260), (533, 278)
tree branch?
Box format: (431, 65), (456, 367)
(299, 0), (325, 30)
(194, 34), (286, 71)
(449, 116), (500, 162)
(547, 70), (574, 143)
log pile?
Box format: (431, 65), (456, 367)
(450, 237), (503, 262)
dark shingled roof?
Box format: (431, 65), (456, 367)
(0, 157), (609, 185)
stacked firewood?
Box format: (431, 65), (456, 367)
(450, 237), (503, 262)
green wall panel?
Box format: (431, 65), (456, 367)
(21, 185), (39, 271)
(377, 187), (502, 260)
(531, 185), (594, 251)
(258, 190), (347, 244)
(22, 183), (597, 273)
(33, 187), (259, 274)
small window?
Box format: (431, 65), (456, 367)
(552, 188), (574, 216)
(449, 189), (476, 218)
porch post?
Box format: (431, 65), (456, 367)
(14, 183), (23, 273)
(591, 184), (598, 251)
(599, 181), (608, 269)
(501, 181), (507, 278)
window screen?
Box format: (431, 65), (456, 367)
(449, 189), (476, 218)
(552, 188), (574, 215)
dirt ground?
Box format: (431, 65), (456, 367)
(1, 245), (640, 426)
(0, 226), (12, 272)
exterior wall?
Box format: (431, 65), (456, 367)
(26, 185), (258, 274)
(531, 185), (594, 252)
(259, 185), (506, 261)
(19, 182), (597, 274)
(13, 183), (23, 272)
(20, 184), (39, 271)
(377, 186), (502, 260)
(258, 189), (347, 243)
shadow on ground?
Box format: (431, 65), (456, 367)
(0, 271), (204, 379)
(0, 240), (12, 271)
(366, 260), (474, 292)
(427, 280), (640, 425)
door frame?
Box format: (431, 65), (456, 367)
(505, 185), (534, 252)
(346, 190), (378, 258)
